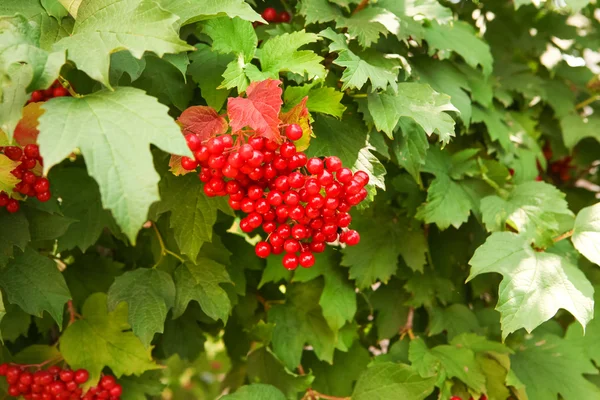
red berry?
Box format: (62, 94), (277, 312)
(325, 156), (342, 171)
(8, 385), (20, 397)
(336, 168), (353, 184)
(21, 157), (37, 169)
(248, 136), (265, 150)
(262, 221), (276, 233)
(283, 191), (300, 206)
(221, 135), (234, 149)
(74, 370), (89, 384)
(280, 142), (296, 158)
(65, 381), (78, 392)
(310, 241), (325, 253)
(23, 144), (40, 159)
(4, 146), (23, 161)
(207, 137), (225, 154)
(354, 171), (369, 186)
(317, 170), (334, 186)
(255, 241), (271, 258)
(181, 156), (198, 170)
(20, 372), (33, 386)
(59, 370), (74, 383)
(50, 381), (66, 395)
(269, 233), (284, 247)
(0, 363), (8, 376)
(34, 178), (50, 193)
(283, 239), (300, 253)
(239, 144), (254, 159)
(345, 230), (360, 246)
(36, 191), (51, 203)
(262, 7), (278, 22)
(276, 224), (291, 238)
(299, 252), (314, 268)
(53, 87), (69, 97)
(267, 191), (283, 206)
(109, 385), (122, 397)
(279, 11), (291, 23)
(450, 397), (462, 400)
(100, 376), (117, 391)
(6, 199), (19, 213)
(31, 91), (44, 102)
(306, 158), (324, 175)
(185, 134), (201, 151)
(285, 124), (303, 142)
(282, 253), (299, 270)
(194, 146), (210, 162)
(287, 172), (304, 188)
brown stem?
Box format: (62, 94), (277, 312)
(67, 300), (81, 324)
(553, 229), (574, 243)
(256, 293), (271, 311)
(400, 307), (415, 340)
(13, 355), (63, 370)
(352, 0), (369, 14)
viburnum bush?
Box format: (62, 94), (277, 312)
(1, 1), (600, 400)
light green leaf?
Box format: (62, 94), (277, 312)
(337, 7), (399, 48)
(352, 362), (436, 400)
(60, 293), (159, 385)
(391, 118), (429, 185)
(0, 303), (31, 343)
(298, 0), (342, 24)
(203, 17), (257, 62)
(293, 248), (356, 331)
(109, 50), (147, 86)
(41, 0), (69, 20)
(222, 384), (287, 400)
(307, 114), (386, 197)
(188, 44), (232, 111)
(119, 371), (165, 400)
(258, 31), (326, 80)
(379, 0), (453, 24)
(53, 0), (193, 86)
(173, 258), (232, 322)
(0, 155), (19, 195)
(424, 20), (493, 76)
(107, 269), (175, 347)
(0, 247), (70, 326)
(38, 87), (192, 243)
(158, 0), (264, 27)
(468, 232), (594, 338)
(560, 113), (600, 150)
(221, 55), (251, 92)
(416, 174), (474, 230)
(284, 83), (346, 119)
(511, 333), (600, 400)
(480, 181), (572, 246)
(320, 28), (399, 92)
(572, 203), (600, 265)
(268, 282), (336, 370)
(367, 82), (458, 144)
(58, 0), (83, 17)
(154, 172), (231, 260)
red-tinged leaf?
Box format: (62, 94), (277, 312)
(177, 106), (228, 140)
(168, 155), (193, 176)
(227, 79), (283, 141)
(280, 96), (312, 151)
(0, 154), (20, 195)
(14, 103), (44, 146)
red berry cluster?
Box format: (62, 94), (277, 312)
(549, 156), (573, 182)
(28, 80), (70, 104)
(0, 143), (50, 213)
(0, 363), (122, 399)
(179, 124), (368, 270)
(260, 7), (290, 23)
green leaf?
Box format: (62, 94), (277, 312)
(247, 347), (313, 400)
(409, 337), (486, 392)
(379, 0), (453, 24)
(320, 28), (399, 92)
(511, 333), (600, 400)
(203, 17), (257, 62)
(416, 174), (474, 230)
(367, 82), (458, 144)
(258, 31), (326, 80)
(119, 371), (165, 400)
(188, 44), (232, 111)
(480, 181), (572, 246)
(159, 0), (264, 27)
(38, 87), (192, 243)
(0, 303), (31, 343)
(109, 50), (147, 86)
(391, 118), (429, 185)
(404, 270), (455, 308)
(370, 279), (410, 340)
(41, 0), (69, 20)
(471, 105), (513, 151)
(154, 172), (230, 260)
(63, 254), (123, 307)
(428, 304), (481, 340)
(268, 282), (336, 370)
(60, 293), (158, 385)
(284, 82), (346, 119)
(221, 55), (251, 92)
(0, 247), (70, 326)
(293, 248), (356, 331)
(156, 312), (206, 361)
(173, 258), (232, 322)
(298, 0), (342, 24)
(342, 211), (426, 288)
(352, 362), (436, 400)
(132, 55), (193, 111)
(49, 167), (115, 252)
(53, 0), (193, 86)
(307, 114), (385, 196)
(560, 113), (600, 150)
(337, 7), (399, 48)
(468, 232), (594, 338)
(424, 20), (493, 76)
(0, 155), (19, 195)
(107, 268), (175, 347)
(222, 384), (286, 400)
(0, 210), (29, 265)
(572, 202), (600, 265)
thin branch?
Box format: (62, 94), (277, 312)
(352, 0), (369, 15)
(553, 229), (574, 243)
(151, 222), (185, 266)
(67, 300), (81, 325)
(575, 94), (600, 110)
(12, 355), (63, 370)
(399, 307), (415, 340)
(57, 75), (81, 98)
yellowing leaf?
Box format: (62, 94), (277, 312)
(0, 154), (19, 195)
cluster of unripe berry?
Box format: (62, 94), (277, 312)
(28, 80), (70, 104)
(0, 363), (122, 399)
(260, 7), (290, 23)
(0, 143), (50, 214)
(179, 124), (368, 270)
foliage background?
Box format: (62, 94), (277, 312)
(1, 0), (600, 399)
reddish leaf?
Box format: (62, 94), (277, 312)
(177, 106), (228, 140)
(168, 155), (193, 176)
(227, 79), (283, 141)
(14, 103), (44, 146)
(280, 97), (313, 151)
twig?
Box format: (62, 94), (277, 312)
(67, 300), (81, 324)
(575, 94), (600, 110)
(12, 355), (63, 370)
(352, 0), (369, 15)
(399, 307), (415, 340)
(553, 229), (574, 243)
(151, 222), (186, 266)
(57, 75), (81, 98)
(256, 293), (271, 311)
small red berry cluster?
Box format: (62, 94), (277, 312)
(0, 144), (50, 214)
(179, 124), (368, 270)
(0, 363), (122, 399)
(28, 80), (70, 104)
(260, 7), (290, 23)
